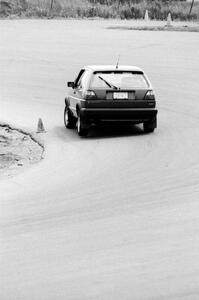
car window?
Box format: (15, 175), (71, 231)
(77, 70), (90, 89)
(90, 72), (149, 89)
(75, 69), (85, 87)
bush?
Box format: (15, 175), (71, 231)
(0, 0), (199, 20)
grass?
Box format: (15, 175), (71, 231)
(0, 0), (199, 20)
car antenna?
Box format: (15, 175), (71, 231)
(116, 55), (120, 69)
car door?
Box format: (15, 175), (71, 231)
(70, 69), (91, 115)
(69, 69), (85, 115)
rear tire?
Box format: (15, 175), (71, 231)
(144, 125), (155, 133)
(143, 117), (156, 133)
(64, 106), (76, 129)
(77, 114), (89, 137)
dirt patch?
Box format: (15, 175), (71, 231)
(108, 24), (199, 32)
(0, 124), (44, 177)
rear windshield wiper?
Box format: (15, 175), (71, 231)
(98, 76), (118, 90)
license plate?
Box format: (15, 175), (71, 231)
(113, 92), (128, 99)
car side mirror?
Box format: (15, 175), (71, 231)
(67, 81), (75, 88)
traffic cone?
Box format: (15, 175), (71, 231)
(167, 12), (172, 26)
(37, 118), (45, 133)
(144, 10), (149, 22)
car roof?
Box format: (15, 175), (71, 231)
(85, 65), (143, 72)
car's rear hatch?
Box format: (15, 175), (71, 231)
(85, 70), (155, 109)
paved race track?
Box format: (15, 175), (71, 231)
(1, 20), (199, 300)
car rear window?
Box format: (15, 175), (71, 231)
(90, 71), (149, 89)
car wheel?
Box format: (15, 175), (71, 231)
(77, 114), (89, 137)
(143, 118), (156, 133)
(144, 125), (155, 133)
(64, 106), (76, 129)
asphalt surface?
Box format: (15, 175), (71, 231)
(1, 19), (199, 300)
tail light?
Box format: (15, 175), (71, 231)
(145, 90), (155, 100)
(85, 90), (97, 100)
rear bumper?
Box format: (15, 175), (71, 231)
(80, 108), (158, 124)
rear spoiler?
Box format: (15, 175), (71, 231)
(93, 71), (144, 74)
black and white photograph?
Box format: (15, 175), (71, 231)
(0, 0), (199, 299)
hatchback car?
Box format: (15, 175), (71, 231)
(64, 65), (158, 136)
